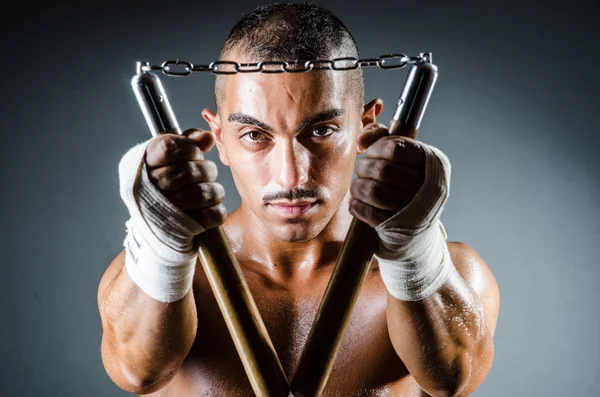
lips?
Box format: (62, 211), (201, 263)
(267, 201), (317, 217)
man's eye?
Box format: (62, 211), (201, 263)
(242, 131), (265, 141)
(311, 126), (335, 137)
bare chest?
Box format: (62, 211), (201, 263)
(149, 266), (425, 396)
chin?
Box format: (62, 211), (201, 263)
(269, 221), (322, 242)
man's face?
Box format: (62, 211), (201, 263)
(204, 65), (365, 242)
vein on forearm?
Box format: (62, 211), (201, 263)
(386, 265), (487, 391)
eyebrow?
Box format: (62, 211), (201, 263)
(228, 108), (344, 134)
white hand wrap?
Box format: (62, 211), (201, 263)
(374, 141), (453, 301)
(118, 139), (205, 303)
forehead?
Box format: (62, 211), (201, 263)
(220, 67), (350, 129)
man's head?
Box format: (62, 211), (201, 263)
(213, 1), (365, 111)
(202, 2), (383, 242)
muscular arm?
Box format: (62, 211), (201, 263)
(97, 250), (198, 394)
(385, 242), (500, 397)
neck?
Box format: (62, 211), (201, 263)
(223, 192), (354, 284)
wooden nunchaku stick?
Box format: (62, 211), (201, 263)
(289, 56), (438, 397)
(131, 68), (289, 397)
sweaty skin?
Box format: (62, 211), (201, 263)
(98, 52), (500, 396)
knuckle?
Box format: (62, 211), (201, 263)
(362, 179), (376, 198)
(387, 138), (405, 161)
(352, 179), (373, 200)
(375, 160), (390, 180)
(185, 161), (199, 176)
(155, 169), (172, 190)
(202, 204), (227, 229)
(213, 183), (225, 202)
(350, 179), (362, 199)
(358, 158), (374, 179)
(159, 136), (182, 159)
(197, 183), (212, 202)
(200, 160), (218, 181)
(197, 182), (224, 204)
(147, 168), (162, 187)
(180, 162), (199, 182)
(163, 165), (187, 190)
(169, 163), (187, 180)
(215, 204), (227, 223)
(151, 168), (174, 191)
(355, 158), (367, 176)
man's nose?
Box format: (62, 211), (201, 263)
(272, 139), (309, 189)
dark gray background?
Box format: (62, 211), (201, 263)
(1, 0), (598, 396)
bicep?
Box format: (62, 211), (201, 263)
(447, 242), (500, 338)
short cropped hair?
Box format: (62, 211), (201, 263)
(214, 2), (364, 111)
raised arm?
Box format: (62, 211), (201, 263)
(98, 129), (225, 394)
(350, 124), (499, 396)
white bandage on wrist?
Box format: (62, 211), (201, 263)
(374, 142), (453, 301)
(118, 139), (205, 303)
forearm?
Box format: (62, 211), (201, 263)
(98, 253), (198, 393)
(386, 264), (493, 397)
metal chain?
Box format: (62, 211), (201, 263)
(136, 52), (432, 76)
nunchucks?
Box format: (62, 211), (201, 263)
(290, 57), (438, 397)
(131, 65), (289, 397)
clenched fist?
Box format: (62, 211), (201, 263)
(145, 128), (227, 231)
(350, 122), (427, 229)
(349, 122), (452, 301)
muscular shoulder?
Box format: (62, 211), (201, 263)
(447, 241), (500, 337)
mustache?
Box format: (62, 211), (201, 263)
(262, 187), (322, 202)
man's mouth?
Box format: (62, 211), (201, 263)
(266, 200), (318, 217)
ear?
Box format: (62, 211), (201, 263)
(357, 98), (384, 154)
(201, 108), (229, 166)
(361, 98), (384, 127)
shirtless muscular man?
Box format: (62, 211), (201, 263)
(98, 3), (500, 396)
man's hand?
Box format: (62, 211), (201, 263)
(349, 122), (426, 228)
(348, 120), (453, 301)
(145, 128), (226, 230)
(118, 128), (226, 303)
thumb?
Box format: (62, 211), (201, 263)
(357, 122), (389, 153)
(182, 128), (216, 152)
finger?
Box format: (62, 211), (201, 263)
(357, 122), (389, 151)
(146, 134), (205, 169)
(350, 178), (415, 211)
(188, 204), (227, 230)
(148, 160), (218, 191)
(165, 182), (225, 211)
(348, 197), (395, 228)
(182, 128), (216, 152)
(365, 135), (426, 168)
(355, 157), (424, 190)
